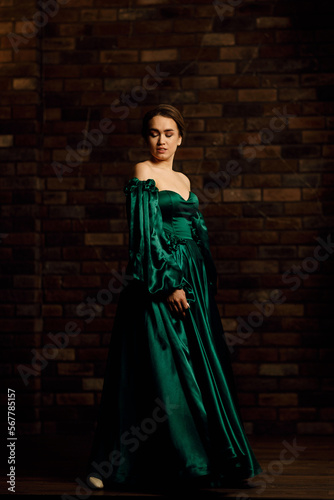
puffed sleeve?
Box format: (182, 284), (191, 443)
(123, 177), (196, 303)
(191, 209), (218, 296)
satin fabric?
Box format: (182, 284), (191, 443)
(85, 177), (262, 489)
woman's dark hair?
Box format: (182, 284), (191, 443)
(141, 104), (186, 141)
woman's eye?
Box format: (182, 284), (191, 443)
(149, 133), (173, 138)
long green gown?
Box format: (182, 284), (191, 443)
(85, 176), (263, 489)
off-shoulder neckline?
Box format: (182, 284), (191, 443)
(125, 177), (193, 202)
(158, 190), (192, 202)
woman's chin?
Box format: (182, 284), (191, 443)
(151, 151), (174, 162)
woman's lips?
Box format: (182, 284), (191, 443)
(157, 148), (167, 152)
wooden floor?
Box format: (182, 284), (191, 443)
(1, 434), (333, 498)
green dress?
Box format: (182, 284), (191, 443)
(85, 177), (262, 489)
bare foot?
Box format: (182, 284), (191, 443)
(88, 475), (104, 489)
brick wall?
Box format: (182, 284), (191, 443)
(1, 0), (333, 436)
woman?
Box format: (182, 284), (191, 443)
(85, 104), (262, 491)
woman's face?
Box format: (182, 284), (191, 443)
(146, 115), (182, 162)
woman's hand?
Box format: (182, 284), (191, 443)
(166, 288), (190, 319)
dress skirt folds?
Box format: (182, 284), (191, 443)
(85, 177), (263, 489)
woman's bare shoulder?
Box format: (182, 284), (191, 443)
(129, 161), (153, 181)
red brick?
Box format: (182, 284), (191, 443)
(77, 349), (108, 361)
(220, 75), (260, 88)
(259, 45), (296, 59)
(182, 76), (218, 89)
(45, 290), (85, 302)
(259, 393), (298, 406)
(223, 189), (261, 202)
(65, 79), (103, 92)
(220, 46), (259, 60)
(239, 349), (278, 362)
(180, 47), (219, 61)
(206, 118), (243, 132)
(279, 88), (317, 101)
(141, 49), (178, 62)
(233, 364), (258, 376)
(67, 191), (105, 204)
(240, 260), (279, 274)
(238, 89), (277, 102)
(261, 74), (299, 87)
(85, 233), (123, 246)
(42, 305), (62, 317)
(56, 394), (94, 405)
(46, 8), (79, 22)
(0, 50), (12, 63)
(42, 38), (76, 51)
(225, 132), (261, 145)
(175, 147), (203, 160)
(82, 261), (119, 274)
(62, 276), (101, 288)
(13, 106), (37, 119)
(225, 219), (263, 230)
(241, 145), (281, 160)
(297, 422), (334, 434)
(0, 135), (13, 148)
(235, 28), (274, 44)
(266, 218), (302, 230)
(58, 363), (94, 376)
(284, 202), (322, 215)
(44, 108), (61, 121)
(289, 117), (326, 129)
(0, 21), (12, 34)
(0, 107), (11, 119)
(153, 34), (196, 49)
(260, 159), (299, 173)
(217, 246), (256, 259)
(43, 192), (67, 205)
(13, 275), (41, 288)
(100, 50), (138, 63)
(256, 17), (291, 29)
(42, 218), (72, 236)
(198, 62), (235, 75)
(322, 145), (334, 157)
(82, 378), (104, 391)
(262, 333), (301, 346)
(13, 77), (37, 90)
(241, 408), (277, 420)
(6, 233), (40, 245)
(320, 408), (334, 420)
(263, 188), (301, 201)
(202, 33), (235, 46)
(47, 178), (85, 190)
(243, 174), (281, 188)
(199, 90), (237, 103)
(279, 408), (317, 422)
(303, 131), (334, 143)
(44, 65), (81, 78)
(174, 19), (212, 32)
(240, 231), (279, 245)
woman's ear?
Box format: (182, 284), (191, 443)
(178, 136), (182, 146)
